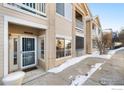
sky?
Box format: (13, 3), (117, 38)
(88, 3), (124, 31)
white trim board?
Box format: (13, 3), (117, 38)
(6, 16), (48, 30)
(76, 32), (84, 37)
(3, 16), (8, 76)
(56, 34), (72, 40)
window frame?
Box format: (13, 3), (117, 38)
(65, 40), (71, 56)
(40, 38), (45, 59)
(56, 3), (72, 21)
(56, 38), (65, 58)
(56, 37), (72, 59)
(38, 36), (45, 61)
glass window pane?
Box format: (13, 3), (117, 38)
(65, 40), (71, 56)
(23, 52), (35, 66)
(56, 38), (65, 58)
(65, 3), (72, 20)
(14, 38), (18, 65)
(41, 39), (44, 59)
(56, 3), (64, 16)
(22, 38), (35, 51)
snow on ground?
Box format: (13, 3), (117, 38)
(91, 47), (124, 59)
(108, 47), (124, 55)
(71, 62), (104, 85)
(48, 55), (91, 73)
(48, 47), (124, 74)
(91, 54), (112, 59)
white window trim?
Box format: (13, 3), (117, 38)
(39, 36), (45, 61)
(76, 32), (84, 37)
(3, 15), (47, 76)
(75, 27), (84, 31)
(56, 37), (72, 60)
(56, 34), (72, 40)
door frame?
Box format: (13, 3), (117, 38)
(20, 35), (37, 69)
(3, 15), (47, 76)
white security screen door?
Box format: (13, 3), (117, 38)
(20, 36), (37, 68)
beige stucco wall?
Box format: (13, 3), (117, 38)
(55, 15), (72, 37)
(0, 15), (4, 78)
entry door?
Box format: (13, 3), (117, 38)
(20, 36), (37, 69)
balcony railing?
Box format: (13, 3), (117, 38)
(75, 19), (84, 31)
(6, 3), (46, 17)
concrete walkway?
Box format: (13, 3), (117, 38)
(24, 49), (124, 85)
(24, 57), (107, 85)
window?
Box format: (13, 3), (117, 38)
(56, 38), (71, 58)
(56, 3), (64, 16)
(65, 40), (71, 56)
(14, 38), (18, 65)
(56, 38), (65, 58)
(22, 38), (35, 51)
(40, 39), (44, 59)
(56, 3), (72, 21)
(22, 37), (35, 67)
(76, 36), (84, 49)
(65, 3), (72, 21)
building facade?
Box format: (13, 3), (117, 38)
(91, 16), (102, 52)
(0, 3), (95, 79)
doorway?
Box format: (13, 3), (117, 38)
(9, 35), (37, 72)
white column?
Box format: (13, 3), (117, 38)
(4, 16), (8, 76)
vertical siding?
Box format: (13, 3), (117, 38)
(0, 15), (4, 78)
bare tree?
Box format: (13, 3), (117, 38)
(95, 31), (112, 55)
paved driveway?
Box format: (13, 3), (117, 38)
(24, 50), (124, 85)
(84, 50), (124, 85)
(24, 57), (107, 85)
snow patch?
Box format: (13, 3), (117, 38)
(108, 47), (124, 55)
(48, 55), (91, 73)
(91, 54), (111, 59)
(71, 63), (104, 85)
